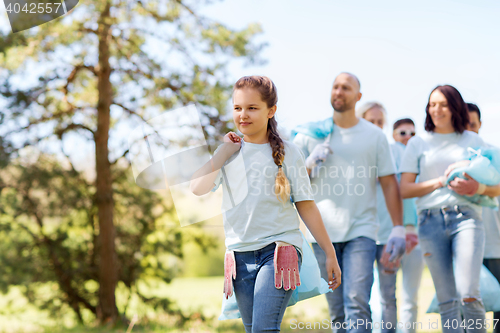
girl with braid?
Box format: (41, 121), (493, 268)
(191, 76), (341, 332)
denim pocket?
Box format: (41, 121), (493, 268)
(456, 205), (479, 221)
(417, 210), (429, 227)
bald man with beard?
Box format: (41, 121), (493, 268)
(293, 73), (405, 333)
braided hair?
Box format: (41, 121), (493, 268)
(234, 76), (291, 203)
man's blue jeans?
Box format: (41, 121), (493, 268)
(418, 205), (486, 333)
(233, 243), (302, 333)
(313, 237), (377, 333)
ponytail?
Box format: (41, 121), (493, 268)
(268, 117), (291, 203)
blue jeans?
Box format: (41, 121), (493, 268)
(375, 244), (397, 333)
(233, 243), (302, 333)
(418, 205), (486, 333)
(400, 244), (425, 333)
(483, 258), (500, 333)
(313, 237), (377, 333)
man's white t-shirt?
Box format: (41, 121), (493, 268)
(293, 118), (396, 243)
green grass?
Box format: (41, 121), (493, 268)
(0, 269), (495, 332)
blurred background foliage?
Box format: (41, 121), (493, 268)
(0, 0), (264, 329)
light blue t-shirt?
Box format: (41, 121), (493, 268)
(376, 142), (418, 244)
(293, 118), (396, 243)
(377, 142), (417, 245)
(482, 141), (500, 258)
(483, 201), (500, 259)
(399, 130), (485, 214)
(394, 142), (419, 228)
(212, 140), (314, 252)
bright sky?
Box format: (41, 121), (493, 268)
(0, 0), (499, 174)
(201, 0), (500, 144)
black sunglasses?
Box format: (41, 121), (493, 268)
(397, 130), (415, 136)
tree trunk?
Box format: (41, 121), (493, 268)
(95, 1), (118, 324)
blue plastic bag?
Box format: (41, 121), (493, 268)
(290, 118), (333, 140)
(426, 264), (500, 313)
(445, 147), (500, 208)
(219, 232), (332, 320)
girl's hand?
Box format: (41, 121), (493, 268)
(224, 132), (242, 144)
(325, 255), (341, 291)
(222, 132), (242, 155)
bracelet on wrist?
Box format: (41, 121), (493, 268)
(438, 176), (447, 188)
(476, 183), (486, 195)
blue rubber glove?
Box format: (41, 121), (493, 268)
(384, 226), (406, 262)
(305, 142), (333, 171)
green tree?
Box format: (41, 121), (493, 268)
(0, 153), (215, 325)
(0, 0), (264, 324)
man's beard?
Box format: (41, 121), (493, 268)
(333, 106), (349, 112)
(331, 99), (351, 112)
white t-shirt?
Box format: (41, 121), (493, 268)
(293, 118), (396, 243)
(212, 140), (314, 252)
(399, 130), (485, 214)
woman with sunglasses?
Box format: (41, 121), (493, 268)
(399, 85), (500, 333)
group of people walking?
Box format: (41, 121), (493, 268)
(190, 72), (500, 333)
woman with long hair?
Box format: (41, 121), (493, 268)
(399, 85), (500, 333)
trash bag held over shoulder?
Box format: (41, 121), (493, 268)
(290, 118), (333, 140)
(445, 147), (500, 209)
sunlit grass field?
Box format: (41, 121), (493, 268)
(0, 267), (495, 332)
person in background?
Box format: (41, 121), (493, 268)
(466, 103), (500, 333)
(358, 102), (399, 333)
(393, 118), (416, 146)
(359, 107), (422, 333)
(400, 85), (500, 333)
(293, 73), (405, 333)
(467, 103), (482, 134)
(392, 118), (424, 333)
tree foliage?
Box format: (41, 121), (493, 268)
(0, 0), (264, 325)
(0, 153), (220, 325)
